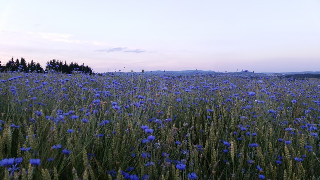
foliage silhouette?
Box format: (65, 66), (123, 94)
(0, 57), (92, 74)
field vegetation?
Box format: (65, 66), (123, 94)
(0, 70), (319, 179)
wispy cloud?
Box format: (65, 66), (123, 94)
(95, 47), (146, 53)
(124, 49), (145, 53)
(0, 31), (151, 54)
(95, 47), (126, 52)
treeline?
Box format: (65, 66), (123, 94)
(0, 57), (93, 74)
(46, 59), (92, 74)
(0, 57), (43, 73)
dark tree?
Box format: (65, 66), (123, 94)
(45, 59), (92, 74)
(20, 58), (27, 71)
(1, 57), (44, 73)
(0, 57), (92, 74)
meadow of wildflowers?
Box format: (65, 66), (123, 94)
(0, 71), (319, 179)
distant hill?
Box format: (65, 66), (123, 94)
(283, 74), (320, 79)
(127, 70), (320, 79)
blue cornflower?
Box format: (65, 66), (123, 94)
(0, 158), (14, 167)
(285, 140), (291, 145)
(223, 141), (231, 147)
(92, 99), (100, 105)
(311, 133), (318, 137)
(248, 91), (255, 96)
(107, 169), (117, 177)
(129, 174), (139, 180)
(82, 118), (89, 123)
(14, 157), (23, 164)
(241, 127), (247, 131)
(147, 135), (155, 141)
(29, 118), (36, 123)
(252, 132), (257, 136)
(175, 141), (182, 145)
(8, 164), (20, 176)
(62, 149), (71, 155)
(20, 147), (31, 152)
(126, 167), (134, 172)
(121, 171), (129, 178)
(30, 159), (41, 166)
(145, 162), (155, 166)
(305, 145), (312, 151)
(249, 143), (259, 147)
(70, 115), (79, 120)
(223, 149), (229, 153)
(276, 160), (282, 165)
(99, 120), (110, 126)
(207, 108), (213, 112)
(141, 139), (150, 143)
(141, 152), (151, 158)
(259, 174), (265, 179)
(145, 128), (154, 134)
(10, 124), (20, 128)
(142, 174), (149, 180)
(197, 145), (204, 151)
(162, 153), (169, 157)
(188, 172), (198, 179)
(88, 153), (95, 160)
(268, 109), (276, 114)
(52, 144), (62, 149)
(176, 163), (186, 170)
(96, 134), (104, 137)
(35, 110), (42, 116)
(67, 129), (74, 133)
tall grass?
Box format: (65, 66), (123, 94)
(0, 71), (319, 179)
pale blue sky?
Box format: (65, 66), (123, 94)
(0, 0), (319, 72)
